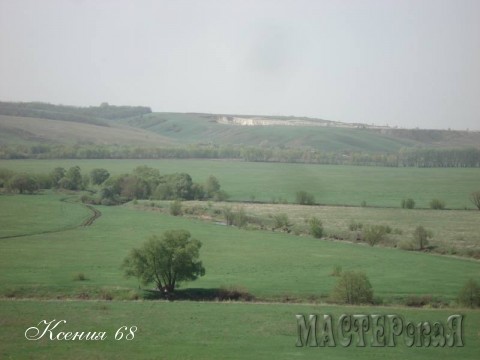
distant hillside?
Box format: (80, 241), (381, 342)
(0, 115), (173, 146)
(122, 112), (480, 152)
(1, 101), (479, 154)
(0, 101), (151, 127)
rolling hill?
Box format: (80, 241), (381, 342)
(1, 101), (479, 153)
(0, 115), (174, 146)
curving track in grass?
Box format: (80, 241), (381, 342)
(0, 196), (101, 239)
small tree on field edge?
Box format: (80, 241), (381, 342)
(295, 191), (315, 205)
(363, 225), (387, 246)
(401, 198), (415, 209)
(273, 213), (291, 232)
(169, 200), (182, 216)
(413, 225), (433, 250)
(470, 191), (480, 210)
(8, 174), (38, 194)
(430, 198), (445, 210)
(309, 217), (323, 238)
(458, 279), (480, 308)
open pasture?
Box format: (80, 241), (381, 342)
(1, 160), (479, 360)
(0, 193), (90, 238)
(1, 300), (479, 360)
(0, 194), (479, 302)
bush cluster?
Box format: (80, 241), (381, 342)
(401, 198), (415, 209)
(295, 191), (315, 205)
(430, 198), (446, 210)
(330, 271), (374, 304)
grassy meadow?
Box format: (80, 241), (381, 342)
(1, 159), (479, 359)
(1, 300), (479, 360)
(0, 194), (91, 238)
(1, 194), (479, 302)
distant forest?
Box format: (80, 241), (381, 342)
(1, 143), (479, 167)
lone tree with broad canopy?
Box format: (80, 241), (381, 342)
(122, 230), (205, 293)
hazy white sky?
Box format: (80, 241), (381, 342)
(0, 0), (479, 129)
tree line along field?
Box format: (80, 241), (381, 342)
(1, 159), (479, 208)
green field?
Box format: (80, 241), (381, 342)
(1, 159), (479, 208)
(1, 300), (478, 360)
(0, 194), (91, 239)
(1, 194), (479, 302)
(1, 158), (479, 359)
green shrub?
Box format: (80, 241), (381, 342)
(348, 221), (363, 231)
(458, 279), (480, 308)
(127, 290), (141, 300)
(405, 295), (433, 307)
(331, 271), (374, 304)
(100, 289), (113, 301)
(222, 207), (235, 226)
(360, 200), (367, 207)
(213, 190), (229, 202)
(73, 272), (87, 281)
(169, 200), (183, 216)
(273, 213), (291, 231)
(295, 191), (315, 205)
(398, 239), (415, 250)
(363, 225), (387, 246)
(401, 198), (415, 209)
(430, 198), (446, 210)
(233, 207), (248, 228)
(217, 285), (254, 301)
(222, 206), (248, 227)
(309, 217), (323, 238)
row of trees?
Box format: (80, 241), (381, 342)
(1, 166), (92, 194)
(2, 144), (479, 167)
(98, 166), (227, 205)
(1, 165), (227, 205)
